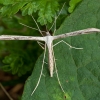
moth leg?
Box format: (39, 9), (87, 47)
(37, 41), (45, 49)
(53, 40), (83, 49)
(52, 47), (65, 93)
(31, 44), (46, 96)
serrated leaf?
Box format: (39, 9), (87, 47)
(0, 2), (27, 17)
(0, 0), (59, 25)
(21, 2), (38, 16)
(22, 0), (100, 100)
(37, 0), (59, 25)
(68, 0), (82, 13)
(22, 0), (59, 25)
(2, 53), (33, 76)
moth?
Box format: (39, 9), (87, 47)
(0, 3), (100, 95)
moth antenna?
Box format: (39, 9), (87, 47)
(31, 15), (43, 36)
(20, 23), (46, 33)
(43, 17), (48, 32)
(53, 15), (57, 34)
(49, 2), (66, 32)
(20, 23), (39, 31)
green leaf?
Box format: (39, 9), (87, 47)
(0, 0), (30, 5)
(22, 0), (100, 100)
(21, 0), (59, 25)
(0, 0), (59, 25)
(2, 52), (33, 76)
(68, 0), (82, 13)
(0, 0), (16, 5)
(0, 2), (27, 17)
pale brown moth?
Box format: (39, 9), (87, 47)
(0, 3), (100, 96)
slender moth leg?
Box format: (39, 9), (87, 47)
(52, 47), (65, 93)
(31, 43), (47, 96)
(53, 40), (83, 49)
(37, 41), (45, 49)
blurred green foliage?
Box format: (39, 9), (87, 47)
(0, 16), (43, 77)
(0, 0), (81, 25)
